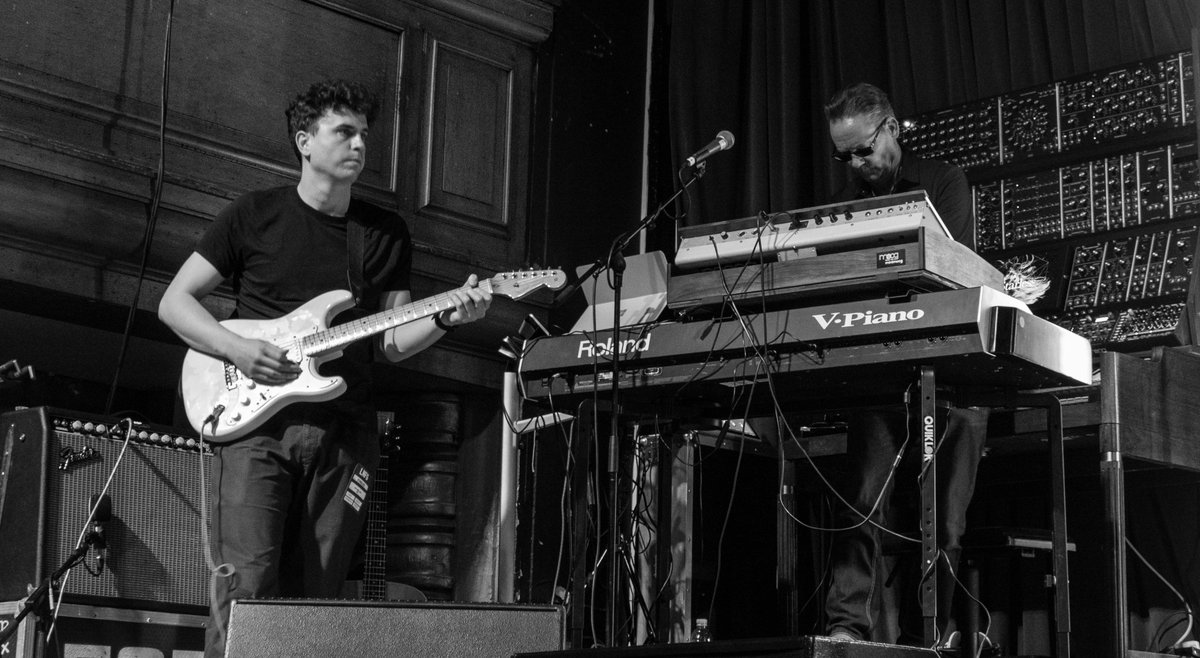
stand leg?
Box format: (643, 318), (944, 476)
(964, 562), (980, 658)
(1101, 432), (1127, 658)
(777, 458), (800, 636)
(918, 366), (938, 646)
(498, 370), (519, 603)
(569, 410), (594, 648)
(1100, 353), (1127, 658)
(0, 543), (92, 646)
(1046, 396), (1072, 658)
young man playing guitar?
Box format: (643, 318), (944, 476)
(158, 79), (492, 658)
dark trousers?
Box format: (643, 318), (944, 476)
(825, 406), (988, 643)
(204, 404), (379, 658)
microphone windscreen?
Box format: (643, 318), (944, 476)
(90, 493), (112, 523)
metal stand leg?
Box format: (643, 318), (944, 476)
(569, 411), (594, 648)
(498, 370), (520, 603)
(1100, 419), (1127, 655)
(1045, 396), (1072, 658)
(918, 366), (938, 646)
(979, 391), (1074, 657)
(1099, 352), (1127, 658)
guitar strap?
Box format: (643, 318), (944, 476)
(346, 214), (370, 310)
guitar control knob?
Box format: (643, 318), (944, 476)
(245, 381), (256, 390)
(229, 411), (241, 422)
(96, 424), (107, 435)
(84, 422), (95, 433)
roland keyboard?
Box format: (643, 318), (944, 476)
(519, 287), (1091, 406)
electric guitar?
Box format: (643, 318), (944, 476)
(181, 269), (565, 441)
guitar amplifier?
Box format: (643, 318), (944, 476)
(0, 406), (210, 607)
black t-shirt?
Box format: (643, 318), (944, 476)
(833, 150), (976, 251)
(197, 185), (412, 400)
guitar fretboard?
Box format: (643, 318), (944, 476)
(303, 281), (496, 355)
(363, 413), (395, 601)
(362, 456), (389, 600)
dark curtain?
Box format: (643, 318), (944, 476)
(665, 1), (814, 228)
(660, 0), (1199, 227)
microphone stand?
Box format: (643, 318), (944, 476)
(0, 538), (98, 647)
(590, 162), (707, 647)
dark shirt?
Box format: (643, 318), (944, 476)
(833, 149), (975, 250)
(197, 185), (412, 400)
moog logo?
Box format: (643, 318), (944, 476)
(812, 308), (925, 329)
(877, 249), (905, 267)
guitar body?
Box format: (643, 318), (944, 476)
(179, 269), (566, 441)
(181, 290), (355, 442)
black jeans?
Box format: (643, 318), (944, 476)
(203, 404), (379, 658)
(825, 406), (988, 643)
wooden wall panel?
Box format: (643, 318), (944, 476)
(425, 43), (512, 226)
(412, 27), (532, 267)
(164, 0), (405, 192)
(0, 0), (402, 180)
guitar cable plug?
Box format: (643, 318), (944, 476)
(203, 404), (226, 428)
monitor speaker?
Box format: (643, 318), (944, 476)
(0, 406), (209, 607)
(225, 599), (564, 657)
(506, 635), (937, 657)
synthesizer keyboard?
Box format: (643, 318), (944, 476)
(519, 287), (1091, 407)
(673, 190), (952, 270)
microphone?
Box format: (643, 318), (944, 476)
(683, 130), (735, 168)
(88, 494), (112, 557)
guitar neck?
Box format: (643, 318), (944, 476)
(363, 412), (394, 601)
(362, 456), (389, 600)
(306, 280), (493, 355)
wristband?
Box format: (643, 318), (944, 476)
(433, 313), (457, 332)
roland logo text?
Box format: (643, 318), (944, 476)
(577, 334), (652, 359)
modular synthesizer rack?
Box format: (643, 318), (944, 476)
(903, 50), (1199, 353)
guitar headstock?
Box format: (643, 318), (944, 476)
(490, 269), (567, 300)
(0, 359), (35, 382)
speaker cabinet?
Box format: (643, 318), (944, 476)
(512, 635), (937, 657)
(226, 599), (564, 657)
(0, 406), (209, 607)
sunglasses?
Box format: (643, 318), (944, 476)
(831, 118), (889, 163)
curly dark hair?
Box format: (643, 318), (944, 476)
(285, 79), (380, 159)
(823, 82), (894, 124)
